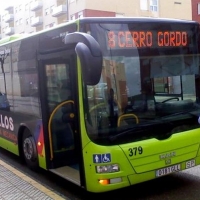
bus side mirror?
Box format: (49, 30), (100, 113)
(65, 32), (102, 85)
(75, 42), (102, 85)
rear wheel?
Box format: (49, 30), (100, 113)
(22, 129), (39, 170)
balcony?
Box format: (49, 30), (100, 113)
(5, 27), (14, 35)
(4, 14), (14, 23)
(31, 17), (43, 27)
(30, 1), (43, 11)
(52, 5), (67, 17)
(4, 5), (13, 12)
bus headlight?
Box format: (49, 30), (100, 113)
(96, 164), (120, 173)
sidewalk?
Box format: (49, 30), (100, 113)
(0, 160), (66, 200)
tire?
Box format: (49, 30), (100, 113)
(22, 129), (39, 171)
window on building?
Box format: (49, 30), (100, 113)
(71, 15), (75, 20)
(5, 26), (8, 30)
(140, 0), (148, 10)
(50, 5), (55, 13)
(45, 8), (50, 15)
(49, 22), (55, 27)
(198, 3), (200, 15)
(45, 22), (55, 29)
(150, 0), (158, 12)
(25, 4), (29, 11)
(30, 16), (34, 24)
(26, 18), (29, 24)
(78, 12), (83, 18)
(19, 4), (22, 11)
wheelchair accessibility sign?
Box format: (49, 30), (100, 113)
(93, 153), (111, 163)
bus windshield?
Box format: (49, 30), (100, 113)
(83, 19), (200, 145)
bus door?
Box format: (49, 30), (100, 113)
(39, 51), (81, 186)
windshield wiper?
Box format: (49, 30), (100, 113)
(109, 109), (200, 142)
(109, 120), (173, 142)
(160, 110), (199, 119)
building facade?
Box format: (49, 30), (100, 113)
(69, 0), (192, 20)
(191, 0), (200, 22)
(0, 0), (192, 39)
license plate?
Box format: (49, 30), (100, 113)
(156, 164), (181, 177)
(186, 159), (195, 169)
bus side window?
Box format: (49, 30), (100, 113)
(195, 75), (200, 103)
(60, 79), (72, 101)
(46, 65), (61, 109)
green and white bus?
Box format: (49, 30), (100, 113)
(0, 17), (200, 193)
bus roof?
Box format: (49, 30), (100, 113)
(0, 34), (27, 45)
(0, 20), (77, 46)
(0, 17), (197, 46)
(78, 17), (198, 24)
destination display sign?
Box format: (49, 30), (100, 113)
(107, 30), (188, 49)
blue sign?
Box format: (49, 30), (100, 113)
(93, 153), (111, 163)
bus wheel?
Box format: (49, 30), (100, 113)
(22, 130), (39, 170)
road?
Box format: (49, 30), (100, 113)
(0, 147), (200, 200)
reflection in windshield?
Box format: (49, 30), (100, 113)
(86, 54), (199, 145)
(84, 22), (200, 145)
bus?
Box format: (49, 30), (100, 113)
(0, 17), (199, 193)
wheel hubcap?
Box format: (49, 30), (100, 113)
(23, 138), (33, 160)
